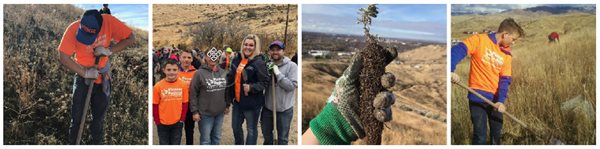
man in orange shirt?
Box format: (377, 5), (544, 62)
(153, 59), (189, 145)
(450, 18), (524, 145)
(58, 9), (135, 145)
(177, 49), (197, 145)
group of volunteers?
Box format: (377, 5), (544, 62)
(153, 34), (298, 145)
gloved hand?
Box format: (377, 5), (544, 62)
(94, 46), (112, 57)
(308, 51), (396, 145)
(83, 68), (99, 79)
(451, 72), (460, 84)
(267, 61), (281, 75)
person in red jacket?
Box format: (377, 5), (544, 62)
(153, 59), (189, 145)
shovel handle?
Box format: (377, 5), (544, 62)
(454, 82), (528, 128)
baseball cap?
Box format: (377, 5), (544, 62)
(76, 9), (103, 45)
(268, 40), (285, 49)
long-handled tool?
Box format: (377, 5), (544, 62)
(75, 55), (103, 145)
(271, 75), (278, 145)
(453, 81), (543, 140)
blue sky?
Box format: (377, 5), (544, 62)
(74, 4), (149, 30)
(303, 4), (447, 42)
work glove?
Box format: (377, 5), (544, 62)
(94, 46), (112, 57)
(494, 102), (506, 113)
(83, 68), (99, 79)
(309, 49), (397, 145)
(267, 62), (281, 76)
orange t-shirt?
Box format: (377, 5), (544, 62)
(153, 79), (189, 125)
(234, 58), (249, 102)
(58, 14), (132, 83)
(463, 34), (513, 93)
(177, 65), (197, 86)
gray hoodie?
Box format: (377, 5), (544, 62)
(265, 57), (298, 112)
(189, 64), (230, 116)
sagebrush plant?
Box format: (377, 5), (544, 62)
(4, 4), (148, 145)
(451, 12), (595, 145)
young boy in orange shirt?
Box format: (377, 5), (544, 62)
(177, 49), (197, 145)
(153, 59), (189, 145)
(450, 18), (524, 145)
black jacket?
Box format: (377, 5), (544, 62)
(226, 53), (270, 110)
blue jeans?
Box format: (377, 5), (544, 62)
(157, 122), (183, 145)
(231, 102), (261, 145)
(199, 112), (225, 145)
(469, 102), (503, 145)
(68, 76), (110, 145)
(261, 107), (293, 145)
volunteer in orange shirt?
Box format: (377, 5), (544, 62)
(58, 9), (135, 145)
(153, 59), (189, 145)
(177, 49), (197, 145)
(450, 18), (524, 145)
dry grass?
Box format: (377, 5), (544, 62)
(451, 11), (596, 145)
(153, 4), (298, 57)
(3, 4), (148, 145)
(302, 44), (447, 144)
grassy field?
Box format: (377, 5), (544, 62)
(3, 4), (148, 145)
(451, 11), (596, 145)
(302, 44), (447, 145)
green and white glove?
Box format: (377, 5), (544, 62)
(309, 52), (396, 145)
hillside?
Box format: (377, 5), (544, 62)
(3, 4), (148, 145)
(451, 11), (595, 145)
(153, 4), (298, 56)
(302, 44), (447, 145)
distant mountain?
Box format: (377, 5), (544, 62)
(523, 5), (595, 14)
(452, 5), (595, 16)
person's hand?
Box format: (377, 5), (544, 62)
(451, 72), (460, 84)
(83, 68), (99, 79)
(243, 84), (250, 96)
(94, 46), (112, 56)
(193, 113), (201, 122)
(267, 62), (281, 75)
(224, 107), (230, 115)
(495, 102), (506, 113)
(308, 47), (397, 145)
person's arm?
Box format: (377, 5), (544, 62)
(152, 85), (161, 125)
(188, 72), (201, 114)
(302, 128), (320, 145)
(180, 85), (189, 122)
(110, 33), (135, 53)
(275, 63), (298, 92)
(450, 35), (478, 72)
(497, 56), (513, 103)
(59, 53), (86, 77)
(249, 60), (270, 94)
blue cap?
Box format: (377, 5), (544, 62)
(76, 10), (102, 45)
(269, 40), (285, 49)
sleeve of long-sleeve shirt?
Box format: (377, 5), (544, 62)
(188, 71), (201, 114)
(276, 63), (298, 92)
(497, 56), (513, 103)
(451, 35), (479, 72)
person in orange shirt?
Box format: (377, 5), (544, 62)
(177, 48), (197, 145)
(57, 9), (134, 145)
(153, 59), (189, 145)
(450, 18), (524, 145)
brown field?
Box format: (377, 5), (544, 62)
(302, 44), (447, 145)
(153, 4), (298, 57)
(451, 11), (596, 145)
(3, 4), (148, 145)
